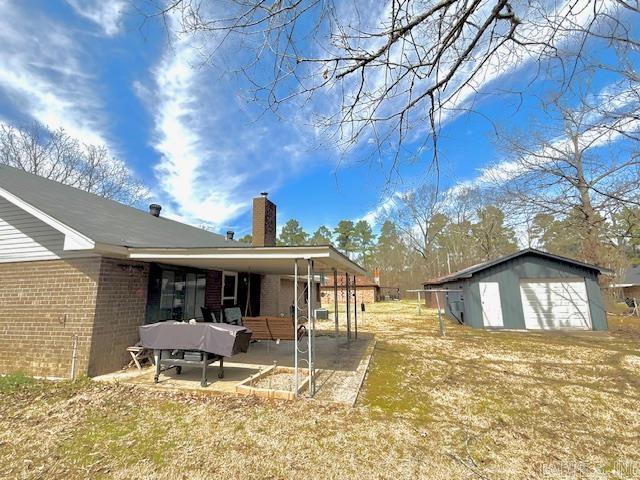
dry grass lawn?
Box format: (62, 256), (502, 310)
(1, 302), (639, 479)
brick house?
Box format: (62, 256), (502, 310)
(610, 264), (640, 303)
(0, 166), (362, 379)
(320, 269), (400, 305)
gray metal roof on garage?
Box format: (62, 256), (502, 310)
(423, 248), (611, 286)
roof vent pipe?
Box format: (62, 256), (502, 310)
(149, 204), (162, 217)
(226, 230), (234, 241)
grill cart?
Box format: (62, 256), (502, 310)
(139, 321), (252, 387)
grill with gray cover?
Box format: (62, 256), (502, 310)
(139, 321), (252, 386)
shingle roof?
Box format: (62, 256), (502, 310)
(423, 248), (609, 285)
(0, 165), (250, 248)
(621, 264), (640, 286)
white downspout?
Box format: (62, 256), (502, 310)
(70, 334), (78, 380)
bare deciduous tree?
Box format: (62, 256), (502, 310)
(0, 123), (148, 205)
(490, 93), (640, 263)
(139, 0), (639, 168)
(382, 183), (447, 260)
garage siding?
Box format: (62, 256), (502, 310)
(432, 281), (465, 323)
(465, 255), (607, 330)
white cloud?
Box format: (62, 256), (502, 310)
(363, 76), (639, 226)
(311, 0), (621, 152)
(292, 0), (630, 226)
(358, 193), (401, 226)
(143, 14), (314, 228)
(436, 0), (620, 122)
(66, 0), (127, 36)
(0, 1), (110, 147)
(450, 80), (640, 195)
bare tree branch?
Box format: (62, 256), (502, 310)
(0, 123), (148, 206)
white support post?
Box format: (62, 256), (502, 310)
(353, 275), (358, 340)
(345, 273), (351, 343)
(333, 268), (339, 336)
(294, 259), (299, 395)
(417, 291), (422, 315)
(307, 259), (315, 395)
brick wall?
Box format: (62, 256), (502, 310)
(323, 274), (377, 288)
(320, 285), (378, 304)
(424, 291), (446, 309)
(281, 278), (321, 314)
(278, 278), (296, 315)
(0, 257), (101, 378)
(259, 275), (282, 316)
(88, 259), (149, 376)
(261, 276), (321, 317)
(205, 269), (223, 316)
(0, 256), (152, 378)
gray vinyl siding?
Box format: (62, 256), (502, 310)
(0, 197), (65, 263)
(584, 275), (608, 330)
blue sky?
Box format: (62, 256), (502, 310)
(0, 0), (634, 239)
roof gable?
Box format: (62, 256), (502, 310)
(424, 248), (609, 285)
(621, 264), (640, 286)
(0, 165), (249, 250)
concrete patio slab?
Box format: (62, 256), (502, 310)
(93, 333), (375, 404)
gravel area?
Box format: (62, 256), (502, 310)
(252, 371), (299, 391)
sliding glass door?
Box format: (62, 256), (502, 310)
(155, 269), (206, 321)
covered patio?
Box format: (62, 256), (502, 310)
(102, 245), (372, 402)
(97, 331), (375, 404)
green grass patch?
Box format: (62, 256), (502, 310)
(361, 342), (433, 424)
(0, 372), (40, 394)
(58, 399), (188, 469)
(0, 374), (92, 398)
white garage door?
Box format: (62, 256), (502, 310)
(519, 279), (592, 330)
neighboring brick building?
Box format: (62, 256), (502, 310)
(320, 269), (399, 305)
(0, 166), (348, 379)
(614, 265), (640, 300)
(608, 264), (640, 309)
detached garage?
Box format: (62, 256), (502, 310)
(423, 248), (609, 331)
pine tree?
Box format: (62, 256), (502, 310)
(237, 234), (253, 244)
(309, 226), (333, 246)
(278, 219), (309, 246)
(333, 220), (356, 255)
(353, 220), (376, 266)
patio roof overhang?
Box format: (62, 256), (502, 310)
(126, 245), (367, 276)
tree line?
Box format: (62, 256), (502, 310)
(238, 200), (524, 292)
(253, 132), (640, 293)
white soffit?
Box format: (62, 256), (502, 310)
(127, 246), (367, 276)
